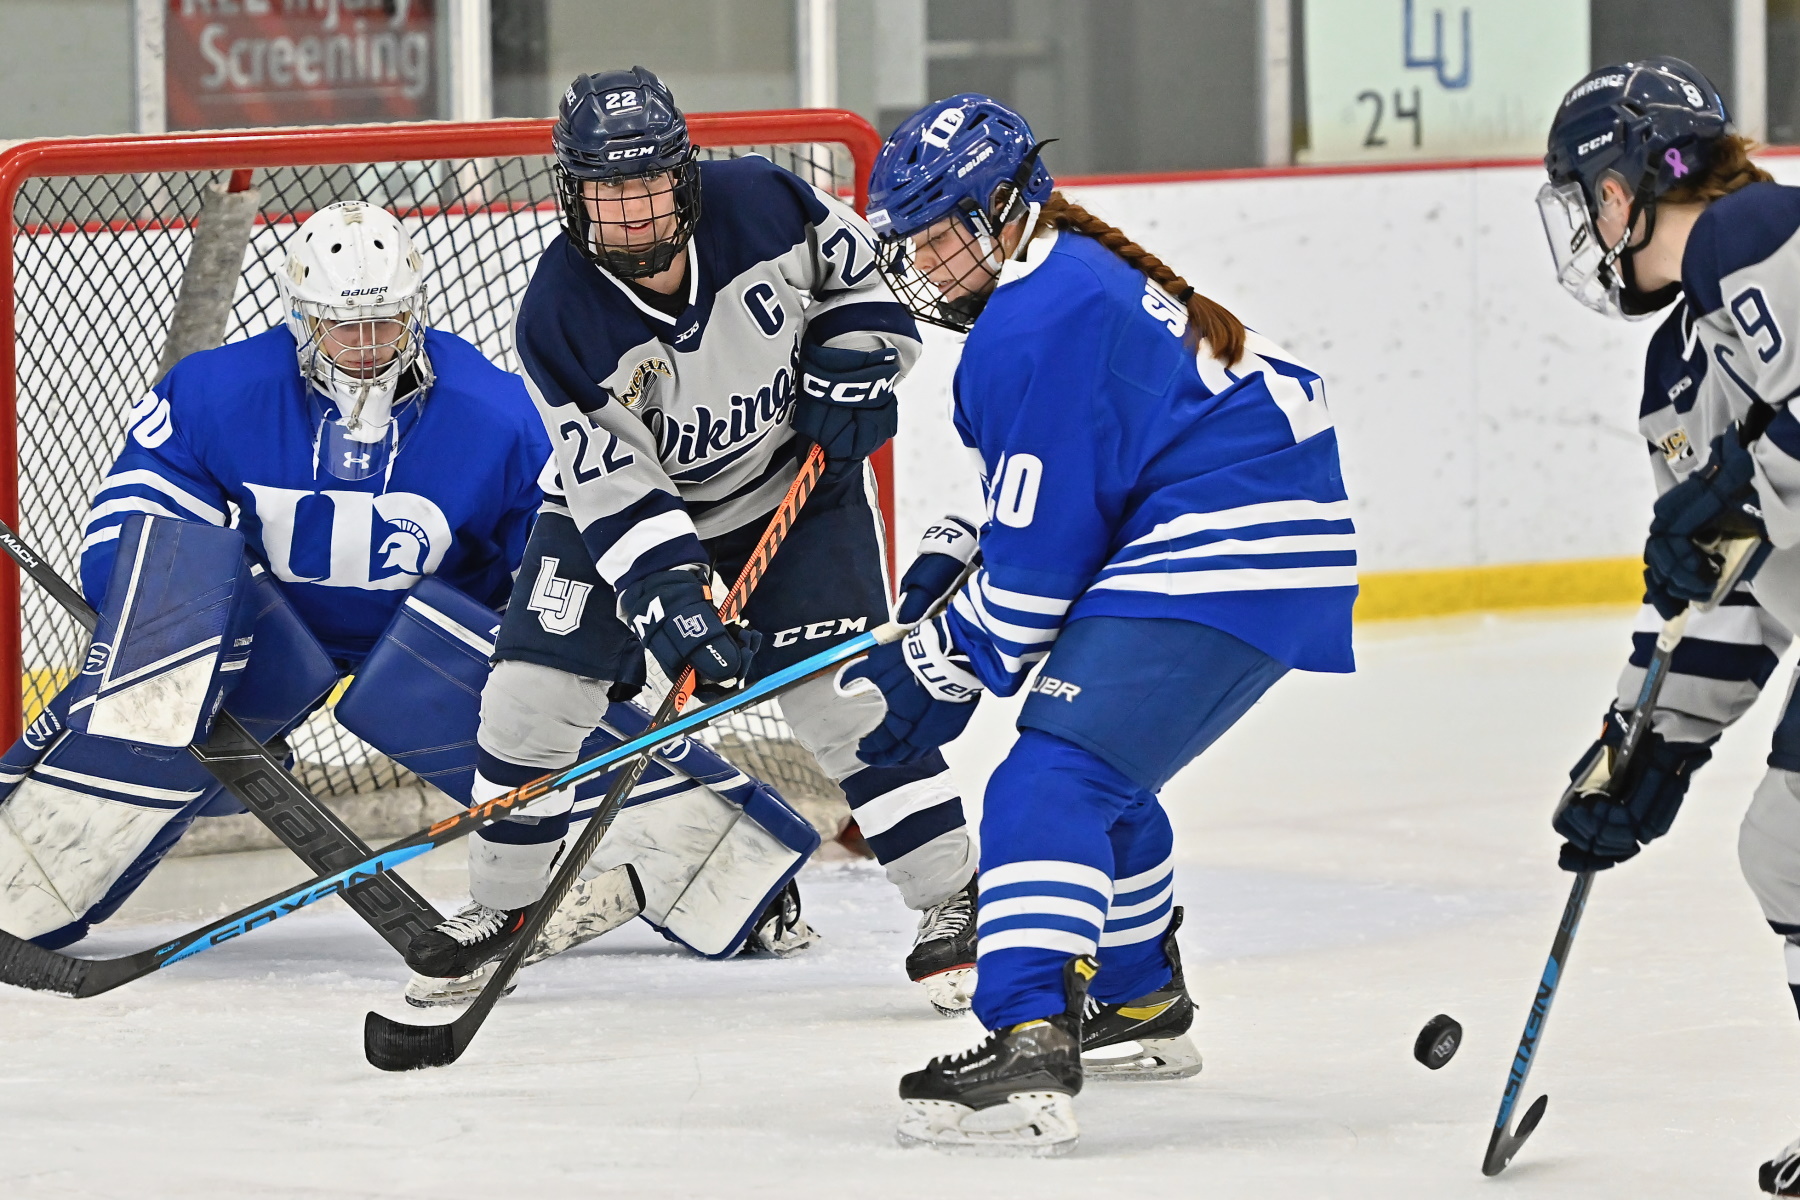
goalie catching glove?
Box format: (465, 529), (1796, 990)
(619, 565), (760, 687)
(839, 615), (981, 767)
(1553, 705), (1715, 872)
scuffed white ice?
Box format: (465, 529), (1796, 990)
(2, 610), (1797, 1198)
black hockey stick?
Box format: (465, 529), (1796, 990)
(1482, 533), (1761, 1176)
(0, 519), (440, 955)
(363, 444), (828, 1071)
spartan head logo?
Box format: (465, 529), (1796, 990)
(378, 517), (431, 575)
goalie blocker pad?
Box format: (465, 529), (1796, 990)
(338, 578), (819, 957)
(0, 568), (341, 945)
(65, 514), (256, 748)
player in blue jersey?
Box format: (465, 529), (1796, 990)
(838, 95), (1358, 1154)
(1538, 58), (1800, 1194)
(401, 67), (984, 1014)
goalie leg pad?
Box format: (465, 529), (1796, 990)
(0, 722), (216, 945)
(65, 514), (256, 749)
(335, 577), (506, 803)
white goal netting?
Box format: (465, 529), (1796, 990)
(6, 124), (869, 808)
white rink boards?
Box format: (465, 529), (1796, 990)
(1, 608), (1796, 1198)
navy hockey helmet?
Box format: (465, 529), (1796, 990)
(1539, 57), (1730, 319)
(866, 94), (1055, 331)
(552, 66), (701, 279)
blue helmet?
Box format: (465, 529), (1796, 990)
(1538, 57), (1730, 318)
(866, 94), (1054, 331)
(552, 66), (701, 279)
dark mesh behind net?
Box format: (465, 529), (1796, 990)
(11, 143), (851, 806)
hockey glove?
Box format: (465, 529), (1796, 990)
(838, 615), (981, 766)
(619, 565), (762, 689)
(1552, 706), (1715, 872)
(1643, 427), (1769, 619)
(894, 515), (979, 624)
(791, 342), (900, 480)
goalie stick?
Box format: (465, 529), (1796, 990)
(1481, 532), (1762, 1176)
(0, 519), (443, 955)
(363, 443), (826, 1071)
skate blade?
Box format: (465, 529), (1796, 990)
(895, 1092), (1078, 1156)
(918, 966), (976, 1016)
(1083, 1033), (1203, 1081)
(403, 965), (516, 1009)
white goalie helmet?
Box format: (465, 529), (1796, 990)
(278, 201), (434, 466)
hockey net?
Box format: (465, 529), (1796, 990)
(0, 112), (889, 811)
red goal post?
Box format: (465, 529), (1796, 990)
(0, 110), (893, 779)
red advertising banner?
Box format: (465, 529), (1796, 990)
(166, 0), (440, 131)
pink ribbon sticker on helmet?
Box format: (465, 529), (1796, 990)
(1666, 147), (1690, 178)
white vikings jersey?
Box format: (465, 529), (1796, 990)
(1642, 183), (1800, 543)
(513, 155), (921, 589)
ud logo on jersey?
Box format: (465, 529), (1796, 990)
(526, 556), (592, 636)
(243, 484), (451, 590)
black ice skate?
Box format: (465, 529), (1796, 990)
(896, 954), (1097, 1156)
(907, 874), (977, 1016)
(404, 900), (532, 980)
(742, 879), (818, 956)
(1762, 1134), (1800, 1194)
(1081, 906), (1203, 1081)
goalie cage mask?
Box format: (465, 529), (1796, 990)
(553, 66), (703, 280)
(279, 201), (435, 480)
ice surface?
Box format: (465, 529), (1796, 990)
(4, 609), (1799, 1198)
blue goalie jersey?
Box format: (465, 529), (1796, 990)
(79, 327), (550, 663)
(947, 230), (1358, 693)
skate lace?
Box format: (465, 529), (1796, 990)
(932, 1030), (1004, 1071)
(1777, 1135), (1800, 1188)
(438, 903), (510, 946)
(915, 886), (974, 944)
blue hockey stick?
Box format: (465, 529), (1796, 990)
(1481, 534), (1760, 1176)
(0, 621), (902, 998)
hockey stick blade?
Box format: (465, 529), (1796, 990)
(364, 448), (829, 1071)
(364, 1009), (464, 1070)
(1480, 868), (1592, 1176)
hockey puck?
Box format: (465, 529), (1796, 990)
(1413, 1014), (1462, 1070)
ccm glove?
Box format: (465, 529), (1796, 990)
(894, 515), (979, 624)
(838, 615), (980, 766)
(1552, 706), (1715, 872)
(619, 565), (762, 688)
(791, 342), (901, 479)
(1643, 427), (1768, 619)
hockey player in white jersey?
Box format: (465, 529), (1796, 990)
(1539, 58), (1800, 1194)
(0, 201), (810, 990)
(402, 67), (980, 1012)
(845, 95), (1356, 1153)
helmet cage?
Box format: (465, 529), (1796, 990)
(873, 141), (1052, 334)
(554, 150), (702, 279)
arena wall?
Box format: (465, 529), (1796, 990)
(889, 151), (1800, 618)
